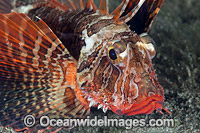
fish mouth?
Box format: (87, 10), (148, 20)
(107, 94), (165, 116)
(86, 95), (110, 113)
(81, 72), (170, 116)
(121, 95), (165, 115)
(85, 92), (170, 116)
(86, 94), (165, 115)
(109, 75), (169, 116)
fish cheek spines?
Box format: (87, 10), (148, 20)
(76, 38), (130, 107)
(76, 17), (164, 114)
(120, 42), (165, 115)
(77, 35), (165, 115)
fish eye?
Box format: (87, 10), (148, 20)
(107, 41), (126, 62)
(109, 48), (118, 60)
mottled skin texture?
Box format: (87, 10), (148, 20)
(78, 31), (164, 115)
(25, 5), (165, 115)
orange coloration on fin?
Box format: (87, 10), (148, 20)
(98, 0), (109, 15)
(85, 0), (97, 11)
(115, 0), (145, 24)
(59, 0), (87, 10)
(0, 12), (89, 132)
(80, 0), (85, 9)
(0, 0), (169, 132)
(67, 0), (78, 10)
(123, 0), (165, 34)
(125, 0), (140, 11)
(0, 0), (70, 13)
(48, 0), (70, 11)
(143, 0), (165, 32)
(111, 0), (128, 19)
(0, 0), (12, 13)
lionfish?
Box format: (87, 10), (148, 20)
(0, 0), (170, 132)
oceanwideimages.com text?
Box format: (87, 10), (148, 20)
(24, 115), (174, 129)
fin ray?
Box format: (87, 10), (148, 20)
(115, 0), (145, 24)
(0, 12), (89, 132)
(98, 0), (109, 15)
(0, 0), (12, 13)
(85, 0), (97, 11)
(123, 0), (165, 33)
(111, 0), (129, 19)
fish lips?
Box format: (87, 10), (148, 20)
(109, 75), (166, 116)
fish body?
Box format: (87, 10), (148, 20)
(0, 0), (170, 132)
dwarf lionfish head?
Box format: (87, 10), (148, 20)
(75, 0), (170, 115)
(77, 20), (165, 115)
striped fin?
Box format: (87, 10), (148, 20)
(52, 0), (88, 10)
(127, 0), (165, 34)
(61, 0), (85, 10)
(98, 0), (109, 15)
(80, 0), (85, 9)
(85, 0), (97, 12)
(0, 0), (70, 14)
(114, 0), (145, 24)
(0, 12), (89, 132)
(115, 0), (165, 34)
(111, 0), (129, 19)
(0, 0), (12, 13)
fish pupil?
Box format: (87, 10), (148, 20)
(109, 49), (117, 60)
